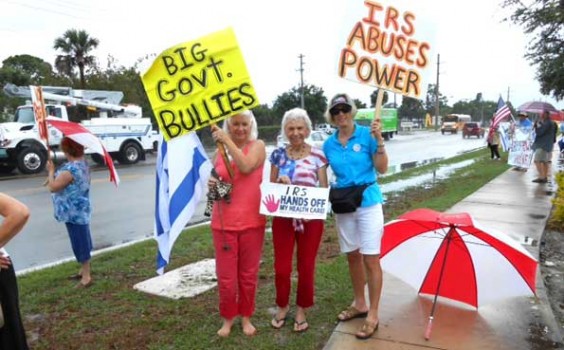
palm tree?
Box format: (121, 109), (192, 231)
(53, 29), (99, 88)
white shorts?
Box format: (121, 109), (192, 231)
(335, 204), (383, 255)
(534, 148), (550, 163)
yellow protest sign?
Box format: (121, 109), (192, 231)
(337, 1), (432, 98)
(142, 28), (259, 141)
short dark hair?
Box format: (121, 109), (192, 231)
(61, 137), (84, 157)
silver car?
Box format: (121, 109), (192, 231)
(276, 130), (330, 149)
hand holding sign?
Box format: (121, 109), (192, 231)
(371, 118), (382, 138)
(211, 125), (228, 144)
(210, 124), (235, 180)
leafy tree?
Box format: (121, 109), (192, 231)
(502, 0), (564, 100)
(53, 29), (100, 88)
(271, 84), (327, 126)
(0, 55), (54, 85)
(370, 89), (389, 107)
(252, 104), (277, 126)
(353, 98), (367, 109)
(451, 100), (479, 120)
(0, 55), (61, 121)
(424, 83), (449, 114)
(399, 96), (426, 121)
(83, 55), (156, 126)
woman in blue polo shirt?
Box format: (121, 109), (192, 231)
(322, 93), (388, 340)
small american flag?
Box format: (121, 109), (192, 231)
(491, 97), (512, 129)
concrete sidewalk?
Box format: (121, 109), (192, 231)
(323, 158), (564, 350)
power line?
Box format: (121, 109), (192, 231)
(2, 0), (90, 19)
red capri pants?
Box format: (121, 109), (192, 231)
(272, 217), (324, 308)
(212, 226), (265, 319)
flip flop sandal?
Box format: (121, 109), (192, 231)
(293, 319), (309, 333)
(337, 306), (368, 322)
(270, 316), (287, 329)
(355, 320), (379, 340)
(67, 273), (82, 280)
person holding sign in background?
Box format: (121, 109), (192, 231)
(208, 111), (267, 337)
(46, 137), (94, 289)
(269, 108), (328, 333)
(487, 123), (501, 160)
(531, 110), (555, 183)
(322, 93), (388, 340)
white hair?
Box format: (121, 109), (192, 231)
(222, 110), (258, 140)
(281, 107), (312, 134)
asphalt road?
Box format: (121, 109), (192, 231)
(1, 130), (486, 272)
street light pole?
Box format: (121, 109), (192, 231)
(298, 54), (305, 109)
(434, 53), (440, 130)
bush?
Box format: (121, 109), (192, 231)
(549, 171), (564, 230)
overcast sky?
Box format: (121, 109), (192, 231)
(1, 0), (561, 111)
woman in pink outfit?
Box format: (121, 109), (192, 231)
(208, 111), (266, 337)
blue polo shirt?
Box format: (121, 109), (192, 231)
(323, 123), (383, 206)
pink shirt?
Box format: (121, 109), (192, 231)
(211, 141), (266, 231)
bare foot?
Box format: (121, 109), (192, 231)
(217, 318), (233, 337)
(241, 317), (257, 336)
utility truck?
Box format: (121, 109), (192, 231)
(0, 84), (158, 174)
(355, 108), (399, 140)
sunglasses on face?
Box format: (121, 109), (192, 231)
(330, 105), (352, 116)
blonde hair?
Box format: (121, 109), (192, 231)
(324, 93), (357, 125)
(222, 110), (258, 140)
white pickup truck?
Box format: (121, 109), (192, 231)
(0, 84), (158, 174)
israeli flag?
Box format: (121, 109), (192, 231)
(155, 133), (212, 275)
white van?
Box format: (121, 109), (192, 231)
(315, 123), (335, 134)
(276, 130), (329, 149)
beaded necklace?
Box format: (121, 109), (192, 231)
(286, 143), (308, 160)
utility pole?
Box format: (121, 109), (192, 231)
(298, 54), (305, 109)
(434, 53), (440, 130)
(507, 86), (510, 102)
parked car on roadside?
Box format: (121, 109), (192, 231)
(315, 123), (335, 134)
(276, 130), (329, 149)
(462, 122), (485, 138)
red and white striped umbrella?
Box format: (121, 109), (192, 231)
(46, 118), (119, 186)
(381, 208), (537, 339)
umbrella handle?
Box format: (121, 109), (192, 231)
(424, 316), (433, 340)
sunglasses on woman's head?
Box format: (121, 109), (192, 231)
(330, 105), (352, 116)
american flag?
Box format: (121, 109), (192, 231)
(154, 133), (212, 274)
(491, 97), (512, 129)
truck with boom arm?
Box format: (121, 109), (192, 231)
(0, 84), (158, 174)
